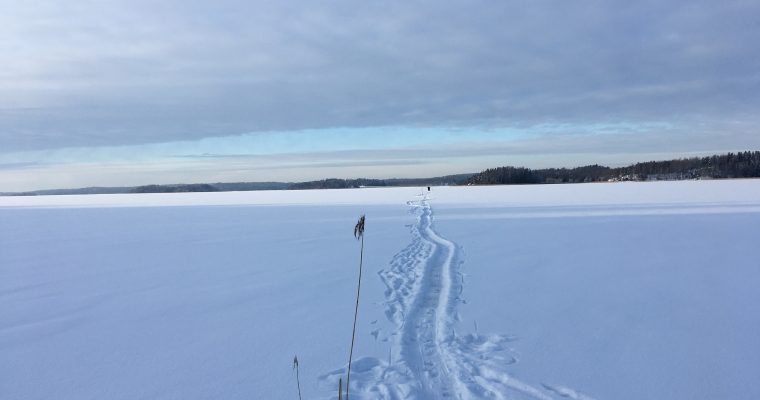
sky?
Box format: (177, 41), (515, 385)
(1, 0), (759, 191)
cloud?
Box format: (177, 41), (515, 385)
(2, 118), (758, 192)
(0, 0), (758, 153)
(0, 161), (43, 170)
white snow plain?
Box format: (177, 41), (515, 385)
(1, 180), (759, 399)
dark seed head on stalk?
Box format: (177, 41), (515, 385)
(354, 215), (365, 240)
(347, 214), (366, 400)
(293, 355), (302, 400)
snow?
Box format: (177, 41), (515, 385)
(1, 180), (759, 399)
(2, 179), (759, 209)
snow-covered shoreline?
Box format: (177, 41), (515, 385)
(2, 179), (759, 209)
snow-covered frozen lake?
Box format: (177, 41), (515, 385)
(2, 180), (759, 399)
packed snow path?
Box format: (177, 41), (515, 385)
(323, 199), (592, 399)
(395, 199), (462, 398)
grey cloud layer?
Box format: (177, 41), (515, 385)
(1, 0), (758, 152)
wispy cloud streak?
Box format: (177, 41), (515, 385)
(1, 1), (758, 152)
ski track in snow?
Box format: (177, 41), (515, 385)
(321, 199), (595, 400)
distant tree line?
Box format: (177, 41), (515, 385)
(130, 184), (219, 193)
(5, 152), (758, 196)
(615, 151), (760, 178)
(289, 178), (388, 190)
(466, 151), (760, 185)
(126, 174), (474, 193)
(289, 174), (474, 190)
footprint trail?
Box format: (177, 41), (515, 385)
(321, 199), (594, 400)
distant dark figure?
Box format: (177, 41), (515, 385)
(427, 186), (430, 192)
